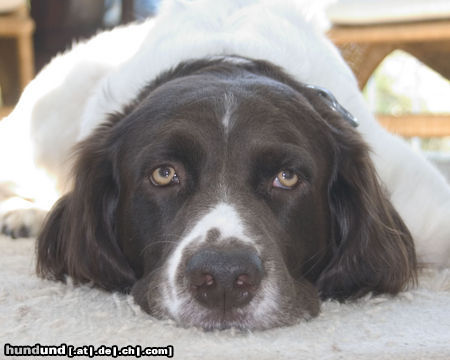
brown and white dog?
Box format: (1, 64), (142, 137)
(0, 0), (448, 331)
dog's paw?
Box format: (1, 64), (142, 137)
(0, 198), (47, 238)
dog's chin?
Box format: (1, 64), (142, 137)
(136, 295), (260, 331)
(172, 299), (318, 331)
(132, 278), (320, 331)
(178, 306), (255, 332)
(166, 305), (283, 332)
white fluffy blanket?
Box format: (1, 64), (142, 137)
(1, 235), (449, 359)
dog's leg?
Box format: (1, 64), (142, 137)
(0, 107), (56, 239)
(0, 196), (47, 238)
(0, 166), (57, 238)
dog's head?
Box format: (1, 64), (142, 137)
(37, 58), (416, 330)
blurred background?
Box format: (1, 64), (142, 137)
(0, 0), (161, 115)
(0, 0), (449, 177)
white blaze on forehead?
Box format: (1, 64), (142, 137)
(165, 202), (254, 317)
(221, 92), (237, 132)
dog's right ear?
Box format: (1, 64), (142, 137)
(36, 124), (136, 292)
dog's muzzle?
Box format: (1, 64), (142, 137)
(185, 246), (264, 311)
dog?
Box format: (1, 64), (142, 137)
(1, 0), (449, 331)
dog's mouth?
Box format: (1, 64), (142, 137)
(177, 305), (255, 331)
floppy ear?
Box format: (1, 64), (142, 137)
(316, 120), (417, 300)
(297, 84), (418, 300)
(36, 124), (136, 292)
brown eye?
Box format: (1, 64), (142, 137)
(273, 170), (299, 190)
(150, 166), (179, 186)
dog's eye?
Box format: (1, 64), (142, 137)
(150, 166), (180, 187)
(272, 170), (299, 190)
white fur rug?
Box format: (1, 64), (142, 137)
(1, 235), (449, 359)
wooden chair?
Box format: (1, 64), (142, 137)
(328, 18), (450, 138)
(0, 3), (34, 116)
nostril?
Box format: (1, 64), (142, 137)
(204, 274), (214, 286)
(234, 274), (259, 291)
(235, 274), (249, 287)
(190, 273), (215, 288)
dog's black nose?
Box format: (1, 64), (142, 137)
(185, 248), (264, 311)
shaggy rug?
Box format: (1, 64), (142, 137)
(1, 235), (449, 360)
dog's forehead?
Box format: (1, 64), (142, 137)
(133, 72), (319, 144)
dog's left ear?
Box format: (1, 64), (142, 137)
(304, 86), (417, 300)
